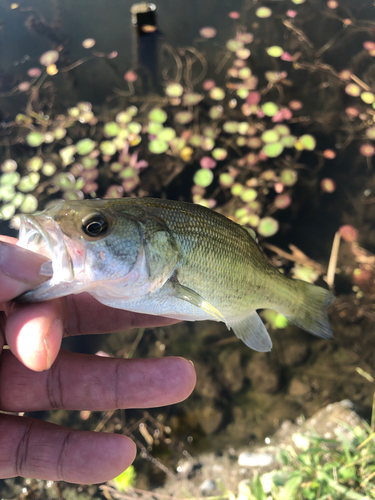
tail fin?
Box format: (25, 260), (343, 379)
(286, 280), (335, 339)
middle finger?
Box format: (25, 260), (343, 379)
(0, 350), (196, 412)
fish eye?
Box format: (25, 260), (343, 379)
(82, 214), (108, 237)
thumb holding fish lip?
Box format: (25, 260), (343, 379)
(6, 300), (64, 372)
(0, 239), (51, 302)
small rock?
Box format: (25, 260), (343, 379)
(199, 479), (216, 495)
(238, 451), (275, 467)
(305, 399), (363, 442)
(194, 361), (220, 399)
(288, 378), (310, 397)
(292, 433), (310, 450)
(219, 349), (244, 392)
(246, 353), (279, 393)
(177, 459), (195, 477)
(282, 342), (309, 366)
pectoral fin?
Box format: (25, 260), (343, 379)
(171, 280), (226, 322)
(228, 311), (272, 352)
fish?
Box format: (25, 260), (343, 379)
(16, 197), (335, 352)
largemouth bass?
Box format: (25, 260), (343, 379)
(16, 198), (334, 351)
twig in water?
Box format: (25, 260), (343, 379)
(326, 231), (341, 290)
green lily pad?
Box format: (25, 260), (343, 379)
(280, 169), (298, 186)
(27, 157), (43, 172)
(128, 122), (142, 135)
(299, 134), (316, 151)
(209, 87), (225, 100)
(266, 46), (283, 57)
(189, 134), (202, 147)
(68, 107), (80, 118)
(148, 108), (167, 123)
(1, 159), (17, 172)
(238, 67), (252, 80)
(219, 173), (234, 187)
(261, 130), (280, 143)
(59, 145), (77, 166)
(127, 106), (138, 117)
(194, 168), (213, 187)
(116, 111), (132, 124)
(148, 122), (164, 135)
(74, 177), (86, 190)
(104, 122), (120, 137)
(261, 102), (279, 117)
(361, 92), (375, 104)
(12, 192), (25, 208)
(53, 127), (67, 140)
(231, 183), (244, 196)
(100, 141), (117, 156)
(237, 122), (250, 135)
(76, 138), (96, 156)
(63, 191), (84, 201)
(262, 142), (284, 158)
(148, 139), (169, 154)
(183, 93), (203, 106)
(223, 121), (239, 134)
(0, 185), (16, 202)
(255, 6), (272, 18)
(1, 171), (20, 186)
(281, 135), (296, 148)
(258, 217), (279, 237)
(54, 172), (76, 191)
(120, 166), (138, 179)
(212, 148), (227, 161)
(110, 162), (123, 173)
(20, 194), (38, 213)
(170, 137), (186, 151)
(81, 157), (99, 170)
(226, 39), (244, 52)
(201, 137), (215, 151)
(240, 188), (257, 202)
(209, 106), (224, 119)
(0, 203), (16, 220)
(157, 127), (176, 142)
(165, 83), (184, 97)
(175, 111), (193, 124)
(274, 124), (290, 136)
(237, 137), (247, 147)
(17, 173), (40, 192)
(26, 132), (45, 147)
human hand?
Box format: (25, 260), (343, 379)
(0, 237), (196, 484)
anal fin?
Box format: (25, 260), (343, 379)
(228, 311), (272, 352)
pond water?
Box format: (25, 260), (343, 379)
(1, 0), (375, 495)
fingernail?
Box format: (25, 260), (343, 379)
(44, 319), (63, 370)
(0, 241), (50, 285)
(39, 260), (53, 277)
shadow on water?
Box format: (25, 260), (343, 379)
(1, 0), (375, 495)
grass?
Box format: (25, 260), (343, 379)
(243, 392), (375, 500)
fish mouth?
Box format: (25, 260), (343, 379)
(18, 213), (75, 287)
